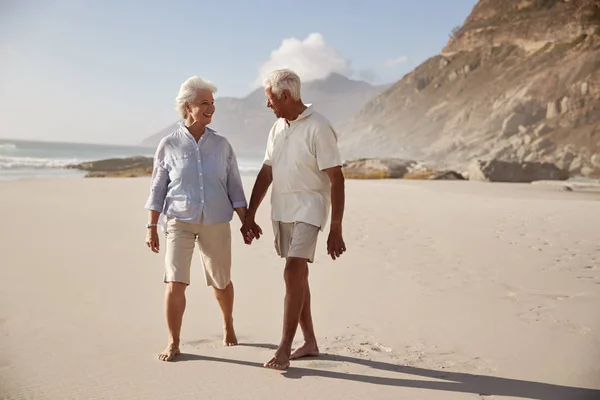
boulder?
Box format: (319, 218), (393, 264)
(546, 101), (559, 119)
(581, 82), (589, 96)
(66, 156), (154, 178)
(403, 168), (466, 180)
(534, 123), (551, 136)
(501, 113), (530, 136)
(560, 97), (571, 114)
(67, 156), (153, 172)
(342, 158), (417, 179)
(468, 159), (569, 183)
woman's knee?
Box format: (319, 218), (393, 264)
(165, 281), (187, 295)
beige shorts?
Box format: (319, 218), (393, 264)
(164, 217), (231, 288)
(272, 221), (320, 263)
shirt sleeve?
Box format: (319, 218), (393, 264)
(314, 121), (342, 171)
(226, 143), (248, 209)
(263, 122), (277, 166)
(144, 140), (169, 212)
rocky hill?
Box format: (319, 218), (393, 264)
(338, 0), (600, 177)
(141, 73), (389, 155)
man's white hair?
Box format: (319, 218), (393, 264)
(175, 76), (217, 119)
(263, 69), (301, 100)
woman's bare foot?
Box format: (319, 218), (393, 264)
(223, 325), (238, 347)
(264, 351), (290, 370)
(157, 343), (180, 361)
(290, 342), (319, 360)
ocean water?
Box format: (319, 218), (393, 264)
(0, 139), (263, 181)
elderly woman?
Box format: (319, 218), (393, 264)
(144, 76), (251, 362)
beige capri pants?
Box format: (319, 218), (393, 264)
(164, 217), (231, 289)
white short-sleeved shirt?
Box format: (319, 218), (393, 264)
(263, 105), (342, 230)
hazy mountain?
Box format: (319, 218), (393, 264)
(141, 73), (390, 156)
(338, 0), (600, 177)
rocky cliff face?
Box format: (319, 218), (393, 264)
(339, 0), (600, 177)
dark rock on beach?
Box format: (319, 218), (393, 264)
(66, 156), (153, 177)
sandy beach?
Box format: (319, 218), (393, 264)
(1, 177), (599, 400)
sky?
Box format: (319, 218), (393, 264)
(0, 0), (478, 145)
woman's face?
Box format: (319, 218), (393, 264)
(186, 89), (215, 125)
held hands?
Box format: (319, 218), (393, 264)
(240, 215), (262, 245)
(145, 227), (160, 253)
(327, 224), (346, 260)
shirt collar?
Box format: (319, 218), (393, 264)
(177, 121), (215, 140)
(286, 104), (314, 125)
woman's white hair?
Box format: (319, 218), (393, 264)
(175, 76), (217, 119)
(262, 69), (301, 100)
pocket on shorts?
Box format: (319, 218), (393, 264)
(273, 221), (281, 256)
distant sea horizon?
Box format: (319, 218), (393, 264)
(0, 138), (263, 181)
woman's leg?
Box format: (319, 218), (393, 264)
(159, 219), (196, 361)
(198, 222), (237, 346)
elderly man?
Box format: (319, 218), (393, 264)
(145, 76), (248, 361)
(241, 69), (346, 370)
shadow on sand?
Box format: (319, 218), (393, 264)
(175, 343), (599, 400)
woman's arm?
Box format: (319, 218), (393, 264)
(144, 144), (169, 252)
(226, 145), (249, 224)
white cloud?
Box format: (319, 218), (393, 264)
(383, 56), (409, 68)
(252, 33), (351, 88)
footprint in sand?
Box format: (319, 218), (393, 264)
(403, 343), (494, 374)
(304, 360), (339, 369)
(517, 305), (555, 323)
(325, 334), (396, 361)
(182, 339), (223, 349)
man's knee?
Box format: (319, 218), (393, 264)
(212, 281), (233, 292)
(284, 257), (308, 286)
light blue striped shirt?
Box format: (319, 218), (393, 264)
(144, 122), (247, 228)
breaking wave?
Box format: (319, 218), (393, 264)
(0, 156), (84, 170)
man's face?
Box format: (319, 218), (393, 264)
(186, 89), (215, 125)
(265, 88), (288, 119)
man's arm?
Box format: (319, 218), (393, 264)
(246, 163), (273, 220)
(240, 163), (272, 242)
(225, 145), (249, 224)
(323, 166), (346, 260)
(323, 165), (345, 230)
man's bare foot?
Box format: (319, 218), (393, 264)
(223, 325), (238, 347)
(264, 352), (290, 370)
(157, 343), (180, 361)
(290, 342), (320, 360)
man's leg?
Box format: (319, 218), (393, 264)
(158, 282), (186, 361)
(290, 278), (319, 359)
(265, 256), (309, 370)
(213, 282), (237, 346)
